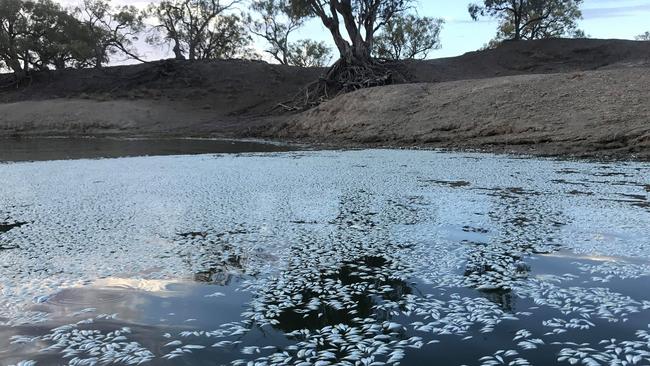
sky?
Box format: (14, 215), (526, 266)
(53, 0), (650, 63)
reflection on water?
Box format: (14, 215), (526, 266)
(92, 278), (181, 293)
(0, 150), (649, 365)
(0, 137), (295, 162)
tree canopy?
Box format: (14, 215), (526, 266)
(75, 0), (145, 67)
(248, 0), (302, 64)
(1, 0), (97, 75)
(287, 39), (332, 66)
(289, 0), (414, 65)
(469, 0), (584, 41)
(0, 0), (147, 76)
(146, 0), (252, 60)
(636, 32), (650, 41)
(247, 0), (332, 66)
(374, 14), (443, 60)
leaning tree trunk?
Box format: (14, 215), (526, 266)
(2, 43), (27, 86)
(4, 60), (27, 87)
(6, 58), (24, 76)
(172, 38), (185, 60)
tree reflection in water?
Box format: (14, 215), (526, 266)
(271, 255), (413, 333)
(463, 186), (568, 310)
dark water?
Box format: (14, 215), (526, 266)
(0, 137), (295, 162)
(0, 150), (648, 366)
(3, 252), (649, 366)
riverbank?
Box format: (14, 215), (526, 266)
(266, 67), (650, 160)
(1, 38), (649, 160)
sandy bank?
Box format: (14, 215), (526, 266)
(268, 68), (650, 159)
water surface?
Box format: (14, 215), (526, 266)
(0, 137), (294, 162)
(0, 150), (648, 366)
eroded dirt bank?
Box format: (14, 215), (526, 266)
(266, 68), (650, 160)
(1, 39), (649, 159)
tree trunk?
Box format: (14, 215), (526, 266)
(188, 42), (196, 60)
(513, 0), (522, 40)
(338, 42), (372, 66)
(318, 2), (372, 67)
(172, 40), (185, 60)
(333, 1), (372, 65)
(281, 38), (289, 65)
(330, 30), (372, 66)
(94, 44), (109, 68)
(6, 58), (24, 76)
(55, 58), (65, 70)
(352, 39), (371, 62)
(5, 57), (26, 83)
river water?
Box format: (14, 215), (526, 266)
(0, 143), (649, 366)
(0, 137), (294, 161)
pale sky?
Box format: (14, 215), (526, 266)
(54, 0), (650, 63)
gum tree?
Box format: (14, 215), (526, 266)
(291, 0), (412, 66)
(287, 39), (331, 66)
(147, 0), (248, 60)
(28, 0), (96, 70)
(468, 0), (583, 41)
(636, 31), (650, 41)
(374, 14), (443, 60)
(248, 0), (332, 66)
(0, 0), (32, 76)
(287, 0), (415, 105)
(248, 0), (302, 64)
(75, 0), (145, 68)
(1, 0), (98, 77)
(193, 13), (253, 59)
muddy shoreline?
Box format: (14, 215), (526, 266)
(1, 136), (647, 163)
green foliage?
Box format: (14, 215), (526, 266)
(0, 0), (100, 74)
(29, 0), (96, 70)
(374, 14), (443, 60)
(75, 0), (145, 67)
(290, 0), (413, 21)
(147, 0), (254, 60)
(469, 0), (584, 41)
(247, 0), (330, 66)
(0, 0), (144, 74)
(247, 0), (303, 64)
(287, 39), (332, 67)
(195, 14), (253, 59)
(288, 0), (414, 63)
(0, 0), (28, 73)
(636, 32), (650, 41)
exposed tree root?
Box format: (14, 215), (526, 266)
(281, 59), (409, 111)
